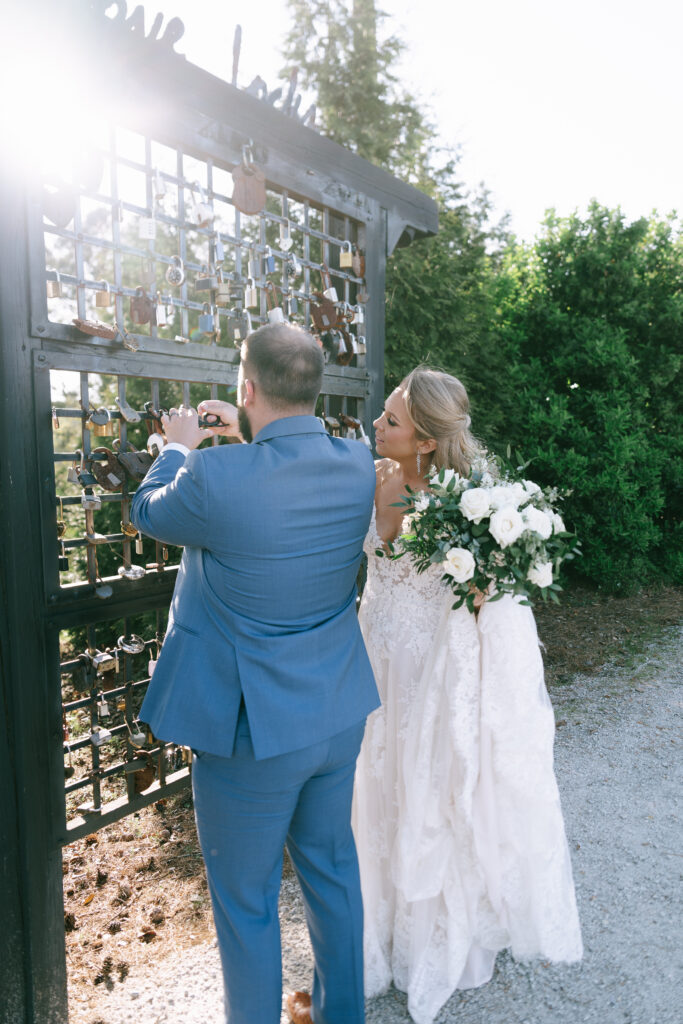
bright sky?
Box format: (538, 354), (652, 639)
(165, 0), (682, 240)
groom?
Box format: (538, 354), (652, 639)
(131, 323), (378, 1024)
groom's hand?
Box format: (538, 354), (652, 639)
(197, 399), (242, 440)
(162, 406), (211, 450)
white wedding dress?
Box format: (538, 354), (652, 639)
(352, 508), (583, 1024)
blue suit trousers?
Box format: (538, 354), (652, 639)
(192, 705), (367, 1024)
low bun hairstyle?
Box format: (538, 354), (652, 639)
(401, 365), (484, 476)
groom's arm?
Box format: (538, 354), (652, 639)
(131, 447), (209, 549)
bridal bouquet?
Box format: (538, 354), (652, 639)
(392, 455), (580, 613)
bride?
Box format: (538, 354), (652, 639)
(352, 366), (583, 1024)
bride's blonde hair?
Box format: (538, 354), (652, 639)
(401, 365), (484, 476)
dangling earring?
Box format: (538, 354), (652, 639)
(416, 450), (422, 476)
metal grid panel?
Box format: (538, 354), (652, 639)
(37, 124), (374, 840)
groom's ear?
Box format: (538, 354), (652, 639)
(242, 378), (255, 405)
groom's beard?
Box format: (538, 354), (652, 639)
(237, 406), (253, 443)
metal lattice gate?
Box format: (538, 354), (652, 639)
(0, 3), (437, 1021)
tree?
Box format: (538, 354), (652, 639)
(491, 203), (683, 590)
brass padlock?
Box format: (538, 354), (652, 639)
(130, 287), (154, 326)
(95, 280), (114, 307)
(339, 240), (353, 269)
(46, 269), (62, 298)
(88, 407), (114, 437)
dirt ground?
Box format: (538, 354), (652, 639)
(63, 582), (683, 1005)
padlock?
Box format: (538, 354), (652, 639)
(114, 395), (140, 423)
(231, 148), (266, 215)
(73, 317), (118, 340)
(155, 295), (169, 328)
(81, 491), (102, 511)
(127, 719), (147, 748)
(287, 253), (302, 277)
(214, 234), (225, 263)
(166, 256), (185, 287)
(52, 406), (60, 430)
(71, 449), (97, 486)
(339, 240), (353, 268)
(353, 303), (365, 325)
(324, 415), (341, 436)
(96, 693), (111, 718)
(321, 263), (338, 304)
(248, 252), (260, 279)
(214, 269), (232, 306)
(352, 246), (365, 278)
(198, 302), (217, 336)
(88, 407), (114, 437)
(244, 279), (258, 308)
(91, 726), (112, 748)
(135, 532), (144, 555)
(118, 563), (145, 580)
(162, 546), (169, 561)
(120, 329), (140, 353)
(356, 335), (367, 355)
(263, 246), (276, 275)
(130, 287), (154, 325)
(147, 432), (165, 458)
(46, 269), (62, 298)
(92, 649), (116, 673)
(91, 447), (125, 491)
(323, 285), (339, 303)
(189, 182), (213, 228)
(280, 219), (293, 252)
(95, 280), (114, 307)
(195, 265), (218, 291)
(233, 310), (252, 345)
(58, 542), (69, 573)
(265, 282), (286, 324)
(121, 520), (138, 540)
(64, 742), (75, 779)
(117, 633), (146, 655)
(138, 215), (156, 240)
(282, 289), (298, 317)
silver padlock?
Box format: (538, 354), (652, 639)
(147, 432), (165, 458)
(244, 279), (258, 308)
(287, 253), (302, 277)
(153, 168), (167, 203)
(118, 563), (145, 580)
(267, 306), (285, 324)
(165, 256), (185, 287)
(96, 694), (111, 717)
(263, 246), (276, 274)
(214, 234), (225, 262)
(81, 491), (102, 511)
(280, 219), (293, 252)
(127, 719), (147, 748)
(92, 650), (116, 673)
(323, 285), (338, 303)
(353, 304), (365, 325)
(356, 335), (367, 355)
(155, 296), (169, 328)
(91, 726), (112, 747)
(248, 252), (260, 279)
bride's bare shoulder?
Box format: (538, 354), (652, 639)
(374, 458), (394, 491)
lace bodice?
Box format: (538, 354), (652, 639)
(360, 507), (453, 666)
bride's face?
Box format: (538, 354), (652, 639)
(373, 388), (418, 460)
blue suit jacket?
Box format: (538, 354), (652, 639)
(131, 415), (379, 760)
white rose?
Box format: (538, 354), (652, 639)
(509, 481), (527, 506)
(414, 492), (430, 512)
(443, 547), (476, 583)
(440, 467), (456, 488)
(481, 471), (494, 488)
(523, 479), (541, 496)
(551, 512), (566, 534)
(459, 487), (491, 524)
(527, 561), (553, 588)
(489, 506), (525, 548)
(487, 485), (511, 510)
(401, 513), (418, 533)
(522, 505), (553, 540)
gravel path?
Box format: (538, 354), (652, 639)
(77, 625), (682, 1024)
